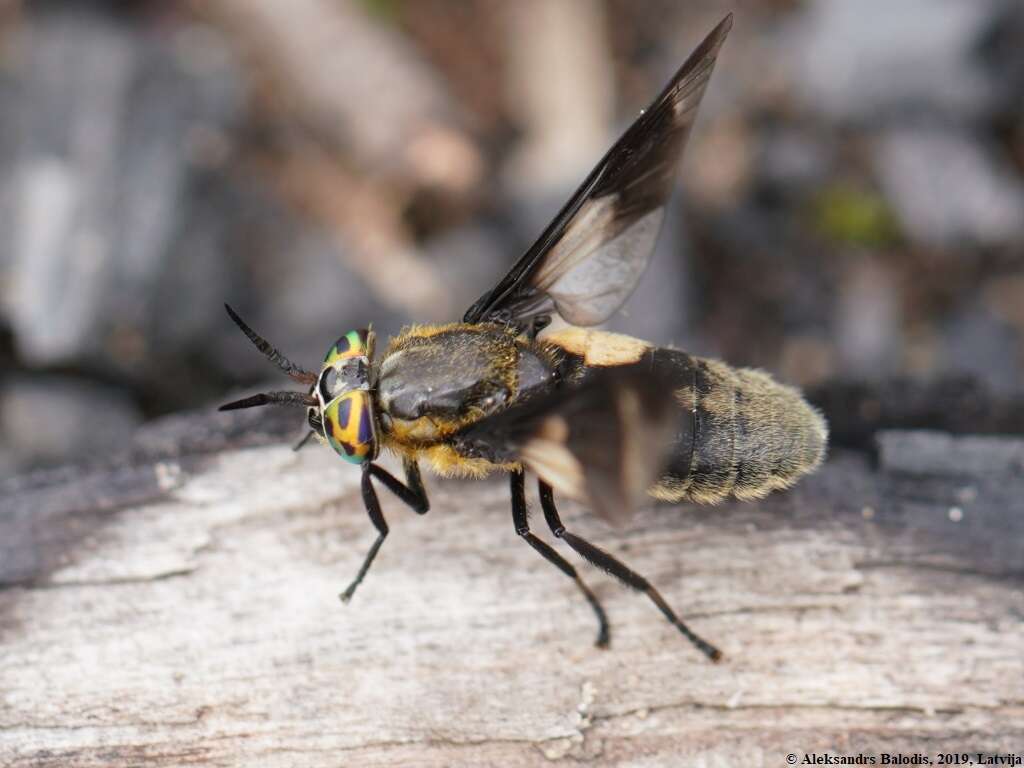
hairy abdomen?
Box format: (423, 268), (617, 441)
(544, 328), (828, 505)
(651, 350), (828, 503)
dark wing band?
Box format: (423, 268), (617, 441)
(453, 365), (685, 526)
(463, 14), (732, 329)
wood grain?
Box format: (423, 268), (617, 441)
(2, 425), (1022, 766)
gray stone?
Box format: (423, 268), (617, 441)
(0, 375), (142, 476)
(791, 0), (1008, 123)
(942, 303), (1022, 396)
(148, 171), (236, 362)
(834, 257), (903, 379)
(210, 190), (400, 384)
(874, 127), (1024, 248)
(1, 6), (243, 368)
(878, 429), (1024, 477)
(425, 225), (511, 325)
(756, 129), (835, 199)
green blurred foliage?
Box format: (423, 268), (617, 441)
(812, 185), (901, 248)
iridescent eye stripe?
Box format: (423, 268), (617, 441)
(358, 406), (373, 444)
(324, 329), (370, 365)
(335, 397), (352, 438)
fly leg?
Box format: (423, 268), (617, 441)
(396, 459), (429, 515)
(340, 460), (430, 603)
(538, 480), (722, 662)
(511, 470), (610, 648)
(293, 430), (316, 451)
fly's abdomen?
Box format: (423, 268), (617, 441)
(653, 350), (828, 504)
(544, 328), (828, 505)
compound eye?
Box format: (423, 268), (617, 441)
(323, 329), (373, 365)
(322, 390), (378, 464)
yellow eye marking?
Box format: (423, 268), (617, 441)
(323, 390), (377, 464)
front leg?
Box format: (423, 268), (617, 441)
(340, 461), (430, 602)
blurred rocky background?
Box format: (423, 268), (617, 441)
(1, 0), (1023, 478)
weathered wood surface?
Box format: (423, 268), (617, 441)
(1, 418), (1023, 767)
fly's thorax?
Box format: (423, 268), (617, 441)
(375, 323), (559, 446)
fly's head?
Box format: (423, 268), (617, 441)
(313, 329), (379, 464)
(218, 305), (379, 465)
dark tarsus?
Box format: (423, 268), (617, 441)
(340, 460), (429, 603)
(293, 430), (317, 452)
(510, 469), (610, 648)
(345, 461), (721, 660)
(538, 481), (722, 661)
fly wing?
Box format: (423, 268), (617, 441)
(463, 15), (732, 329)
(453, 366), (685, 526)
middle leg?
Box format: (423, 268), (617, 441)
(510, 469), (610, 648)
